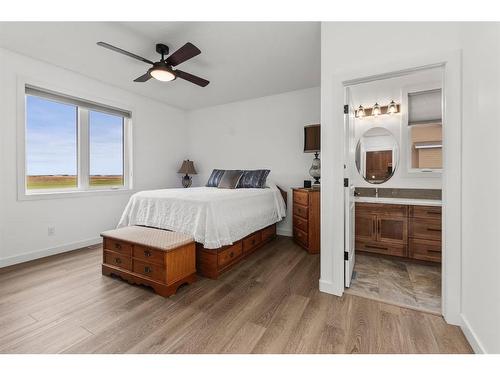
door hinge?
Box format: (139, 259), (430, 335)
(344, 178), (349, 187)
(344, 251), (349, 261)
(344, 104), (349, 114)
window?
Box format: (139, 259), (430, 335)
(407, 88), (443, 172)
(23, 86), (131, 196)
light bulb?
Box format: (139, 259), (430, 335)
(372, 102), (381, 116)
(387, 100), (398, 114)
(357, 105), (365, 118)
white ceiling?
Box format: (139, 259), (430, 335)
(0, 22), (320, 109)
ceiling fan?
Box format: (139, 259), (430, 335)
(97, 41), (209, 87)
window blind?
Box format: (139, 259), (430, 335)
(25, 85), (131, 118)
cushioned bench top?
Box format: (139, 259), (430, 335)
(101, 226), (194, 251)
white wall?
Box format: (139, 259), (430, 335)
(186, 87), (320, 236)
(460, 23), (500, 354)
(321, 22), (500, 353)
(0, 48), (188, 266)
(348, 69), (443, 189)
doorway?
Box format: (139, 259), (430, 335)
(343, 67), (444, 314)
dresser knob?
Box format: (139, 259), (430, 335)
(114, 243), (121, 249)
(230, 252), (234, 258)
(115, 258), (121, 264)
(144, 250), (152, 257)
(144, 266), (152, 274)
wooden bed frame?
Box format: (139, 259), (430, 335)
(196, 186), (287, 279)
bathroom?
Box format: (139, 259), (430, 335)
(344, 67), (443, 314)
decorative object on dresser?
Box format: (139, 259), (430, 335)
(178, 159), (197, 188)
(101, 226), (197, 297)
(304, 124), (321, 186)
(355, 202), (441, 263)
(292, 188), (320, 254)
(304, 180), (312, 188)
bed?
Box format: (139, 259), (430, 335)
(117, 181), (287, 249)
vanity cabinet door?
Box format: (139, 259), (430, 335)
(355, 214), (377, 241)
(376, 216), (408, 245)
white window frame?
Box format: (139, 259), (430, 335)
(401, 81), (443, 177)
(17, 78), (134, 200)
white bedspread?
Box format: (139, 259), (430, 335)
(117, 183), (286, 249)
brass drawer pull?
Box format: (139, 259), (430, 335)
(144, 250), (152, 257)
(229, 251), (234, 258)
(144, 266), (152, 274)
(114, 258), (122, 264)
(114, 243), (121, 250)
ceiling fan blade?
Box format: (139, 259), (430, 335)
(133, 72), (152, 82)
(97, 42), (154, 65)
(166, 42), (201, 66)
(175, 70), (209, 87)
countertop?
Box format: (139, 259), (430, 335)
(354, 196), (442, 206)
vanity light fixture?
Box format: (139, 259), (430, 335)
(356, 105), (366, 118)
(387, 100), (398, 114)
(355, 101), (400, 118)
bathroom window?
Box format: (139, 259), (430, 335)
(407, 88), (443, 172)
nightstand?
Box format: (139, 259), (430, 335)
(292, 188), (320, 254)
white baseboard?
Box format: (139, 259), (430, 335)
(319, 279), (343, 296)
(277, 228), (292, 237)
(0, 237), (101, 268)
(460, 313), (486, 354)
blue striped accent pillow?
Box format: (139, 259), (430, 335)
(237, 169), (270, 188)
(206, 169), (226, 187)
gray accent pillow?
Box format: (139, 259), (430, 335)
(237, 169), (270, 188)
(218, 170), (244, 189)
(206, 169), (226, 187)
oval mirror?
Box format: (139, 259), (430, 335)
(355, 127), (398, 184)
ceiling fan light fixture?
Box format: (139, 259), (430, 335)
(149, 67), (176, 82)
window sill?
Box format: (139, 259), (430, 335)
(18, 187), (135, 201)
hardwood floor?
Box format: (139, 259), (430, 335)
(0, 236), (472, 354)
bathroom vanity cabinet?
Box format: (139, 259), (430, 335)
(355, 202), (441, 262)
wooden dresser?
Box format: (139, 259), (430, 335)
(292, 188), (320, 254)
(355, 202), (441, 262)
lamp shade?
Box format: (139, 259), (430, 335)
(304, 124), (320, 153)
(178, 160), (197, 174)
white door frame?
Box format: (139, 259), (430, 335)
(319, 50), (462, 325)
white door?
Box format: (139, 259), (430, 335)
(344, 183), (355, 287)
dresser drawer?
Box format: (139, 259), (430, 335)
(293, 190), (309, 206)
(133, 259), (165, 282)
(294, 228), (308, 248)
(218, 242), (243, 268)
(410, 205), (442, 219)
(409, 218), (442, 241)
(409, 238), (441, 263)
(293, 215), (308, 233)
(104, 251), (132, 271)
(133, 245), (165, 265)
(261, 225), (276, 242)
(243, 232), (262, 253)
(293, 204), (309, 219)
(104, 238), (132, 256)
(355, 203), (407, 218)
(356, 240), (407, 257)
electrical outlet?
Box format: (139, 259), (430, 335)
(48, 226), (56, 236)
